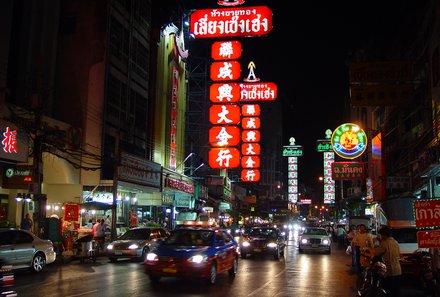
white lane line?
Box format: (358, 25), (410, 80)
(66, 290), (99, 297)
(247, 268), (286, 297)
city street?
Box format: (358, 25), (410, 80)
(10, 231), (424, 297)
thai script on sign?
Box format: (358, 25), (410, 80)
(190, 6), (272, 38)
(414, 199), (440, 228)
(239, 82), (277, 101)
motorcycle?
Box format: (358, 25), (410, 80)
(407, 249), (437, 297)
(357, 248), (388, 297)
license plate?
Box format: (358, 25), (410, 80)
(253, 248), (261, 252)
(114, 251), (123, 255)
(163, 267), (177, 273)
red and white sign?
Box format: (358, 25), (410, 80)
(208, 148), (240, 168)
(209, 126), (240, 147)
(241, 104), (260, 116)
(241, 130), (260, 143)
(241, 169), (260, 182)
(300, 199), (312, 205)
(241, 155), (260, 168)
(209, 104), (241, 125)
(239, 82), (277, 101)
(241, 143), (260, 155)
(417, 230), (440, 248)
(211, 41), (242, 60)
(414, 199), (440, 228)
(170, 66), (179, 169)
(64, 204), (80, 222)
(210, 83), (240, 103)
(190, 6), (273, 38)
(210, 61), (241, 81)
(241, 117), (260, 129)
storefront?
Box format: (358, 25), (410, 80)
(162, 168), (195, 229)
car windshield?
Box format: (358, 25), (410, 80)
(303, 228), (328, 236)
(165, 230), (214, 246)
(249, 228), (278, 238)
(119, 229), (151, 240)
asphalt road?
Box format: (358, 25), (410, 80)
(8, 230), (426, 297)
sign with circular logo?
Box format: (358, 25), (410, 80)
(331, 123), (367, 159)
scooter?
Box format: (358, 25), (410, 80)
(408, 249), (437, 297)
(357, 248), (388, 297)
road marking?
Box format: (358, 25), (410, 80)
(247, 268), (286, 296)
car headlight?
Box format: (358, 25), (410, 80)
(128, 244), (139, 250)
(107, 244), (114, 250)
(301, 238), (308, 244)
(227, 229), (231, 234)
(146, 253), (158, 261)
(188, 255), (208, 264)
(322, 239), (330, 245)
(267, 242), (277, 248)
(242, 241), (250, 247)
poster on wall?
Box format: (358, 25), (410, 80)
(64, 204), (80, 222)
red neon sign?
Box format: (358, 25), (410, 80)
(210, 83), (240, 103)
(211, 41), (242, 60)
(209, 126), (241, 147)
(241, 169), (260, 182)
(241, 143), (260, 155)
(241, 156), (260, 168)
(239, 82), (277, 101)
(209, 104), (241, 125)
(208, 148), (240, 168)
(241, 130), (260, 142)
(190, 6), (273, 38)
(241, 117), (260, 129)
(241, 104), (260, 116)
(210, 61), (241, 81)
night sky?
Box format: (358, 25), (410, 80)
(175, 0), (425, 187)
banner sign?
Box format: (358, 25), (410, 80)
(239, 82), (277, 101)
(210, 83), (240, 103)
(417, 230), (440, 248)
(331, 162), (365, 180)
(0, 120), (29, 162)
(64, 204), (80, 222)
(414, 198), (440, 228)
(190, 6), (273, 38)
(211, 40), (242, 60)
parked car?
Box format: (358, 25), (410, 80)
(106, 227), (170, 262)
(298, 227), (332, 254)
(0, 228), (56, 273)
(240, 226), (286, 260)
(144, 226), (239, 285)
(0, 258), (17, 297)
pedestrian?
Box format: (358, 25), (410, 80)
(93, 219), (106, 253)
(337, 225), (346, 249)
(21, 213), (33, 232)
(374, 226), (402, 297)
(351, 224), (374, 272)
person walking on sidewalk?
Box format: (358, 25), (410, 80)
(374, 226), (402, 297)
(93, 219), (106, 254)
(351, 224), (374, 272)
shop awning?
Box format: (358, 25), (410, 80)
(80, 201), (113, 210)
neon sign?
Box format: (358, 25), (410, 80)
(239, 82), (277, 101)
(209, 126), (241, 147)
(241, 169), (260, 182)
(210, 83), (240, 103)
(208, 148), (240, 168)
(331, 123), (367, 159)
(210, 61), (241, 81)
(211, 41), (242, 60)
(190, 6), (273, 38)
(209, 104), (241, 125)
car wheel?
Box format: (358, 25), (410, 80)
(228, 257), (238, 276)
(30, 253), (46, 273)
(149, 275), (161, 283)
(274, 248), (280, 260)
(207, 263), (217, 285)
(109, 257), (117, 263)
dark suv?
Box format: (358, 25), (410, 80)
(240, 226), (285, 260)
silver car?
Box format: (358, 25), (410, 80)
(298, 227), (332, 254)
(107, 227), (169, 262)
(0, 228), (56, 272)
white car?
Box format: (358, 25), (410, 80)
(0, 228), (56, 272)
(298, 227), (332, 254)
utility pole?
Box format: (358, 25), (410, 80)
(111, 131), (120, 241)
